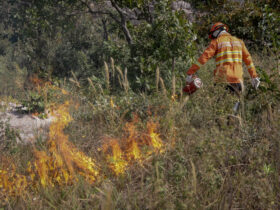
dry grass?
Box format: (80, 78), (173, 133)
(1, 54), (280, 209)
(156, 67), (160, 93)
(104, 62), (110, 90)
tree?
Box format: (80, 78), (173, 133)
(131, 0), (196, 90)
(2, 0), (197, 92)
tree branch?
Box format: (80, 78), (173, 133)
(110, 0), (133, 45)
(77, 0), (133, 45)
(78, 0), (121, 24)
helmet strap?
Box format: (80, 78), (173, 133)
(212, 28), (225, 39)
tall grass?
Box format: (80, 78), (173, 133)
(0, 54), (280, 209)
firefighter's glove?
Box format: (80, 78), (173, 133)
(186, 75), (193, 83)
(251, 77), (260, 89)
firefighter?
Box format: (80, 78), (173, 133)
(186, 22), (260, 94)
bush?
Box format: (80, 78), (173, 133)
(21, 91), (46, 114)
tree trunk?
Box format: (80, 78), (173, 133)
(101, 18), (108, 41)
(172, 57), (176, 96)
(121, 19), (132, 46)
(172, 57), (175, 76)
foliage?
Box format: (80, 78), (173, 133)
(0, 0), (198, 91)
(19, 82), (67, 116)
(114, 0), (196, 91)
(133, 1), (195, 62)
(245, 66), (280, 120)
(21, 91), (46, 115)
(132, 1), (196, 80)
(0, 121), (20, 154)
(0, 0), (279, 92)
(191, 0), (280, 49)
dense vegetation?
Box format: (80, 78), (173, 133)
(0, 0), (279, 209)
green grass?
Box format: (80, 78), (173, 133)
(1, 53), (280, 209)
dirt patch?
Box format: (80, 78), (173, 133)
(0, 102), (54, 144)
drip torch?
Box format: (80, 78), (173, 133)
(183, 76), (203, 95)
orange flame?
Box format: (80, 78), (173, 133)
(110, 97), (115, 108)
(0, 82), (165, 201)
(102, 118), (164, 175)
(0, 165), (28, 203)
(126, 139), (141, 161)
(146, 121), (163, 152)
(29, 75), (53, 92)
(28, 101), (100, 186)
(103, 139), (128, 175)
(29, 75), (44, 88)
(0, 99), (100, 203)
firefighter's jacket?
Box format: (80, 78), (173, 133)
(187, 33), (258, 83)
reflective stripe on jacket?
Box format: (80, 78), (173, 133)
(187, 33), (258, 83)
